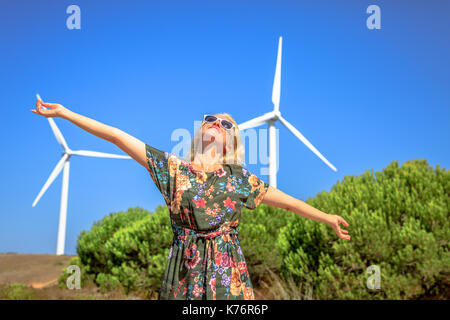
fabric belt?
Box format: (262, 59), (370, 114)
(171, 222), (240, 262)
(172, 222), (239, 241)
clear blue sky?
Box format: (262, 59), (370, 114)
(1, 0), (448, 255)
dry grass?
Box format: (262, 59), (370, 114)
(254, 267), (314, 300)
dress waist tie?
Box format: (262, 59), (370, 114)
(172, 222), (239, 260)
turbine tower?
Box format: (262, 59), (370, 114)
(32, 94), (132, 255)
(238, 37), (337, 188)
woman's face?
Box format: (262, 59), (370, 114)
(201, 114), (233, 154)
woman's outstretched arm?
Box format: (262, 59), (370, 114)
(30, 97), (149, 171)
(262, 185), (351, 240)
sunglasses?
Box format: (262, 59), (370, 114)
(202, 114), (235, 131)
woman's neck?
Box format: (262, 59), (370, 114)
(192, 145), (224, 172)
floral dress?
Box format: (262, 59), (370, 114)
(145, 143), (269, 300)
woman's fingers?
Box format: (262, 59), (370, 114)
(41, 101), (56, 108)
(38, 101), (47, 113)
(31, 100), (62, 118)
(36, 98), (44, 111)
(31, 98), (50, 117)
(339, 217), (349, 227)
(341, 228), (350, 240)
(37, 98), (49, 110)
(336, 227), (350, 239)
(332, 216), (351, 240)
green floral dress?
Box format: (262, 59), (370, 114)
(145, 143), (269, 300)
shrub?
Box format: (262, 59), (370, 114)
(0, 283), (36, 300)
(101, 206), (172, 296)
(76, 207), (150, 276)
(62, 205), (172, 298)
(276, 159), (449, 299)
(240, 203), (297, 285)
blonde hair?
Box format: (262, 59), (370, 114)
(185, 113), (246, 166)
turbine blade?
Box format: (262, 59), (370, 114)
(36, 94), (69, 151)
(278, 115), (337, 172)
(71, 150), (132, 159)
(272, 36), (282, 112)
(48, 118), (70, 151)
(32, 154), (68, 207)
(238, 112), (276, 131)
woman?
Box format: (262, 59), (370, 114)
(31, 98), (350, 300)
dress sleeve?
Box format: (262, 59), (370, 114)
(145, 143), (178, 205)
(240, 166), (270, 210)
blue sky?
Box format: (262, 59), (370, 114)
(1, 0), (448, 255)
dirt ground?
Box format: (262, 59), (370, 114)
(0, 253), (151, 299)
(0, 253), (75, 288)
(0, 252), (272, 300)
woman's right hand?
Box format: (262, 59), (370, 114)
(30, 97), (68, 118)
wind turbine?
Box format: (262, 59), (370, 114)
(238, 37), (337, 188)
(32, 94), (132, 255)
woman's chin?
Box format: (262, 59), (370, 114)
(204, 129), (221, 139)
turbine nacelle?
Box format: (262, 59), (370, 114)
(272, 110), (281, 121)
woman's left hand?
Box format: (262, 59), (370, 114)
(325, 214), (351, 240)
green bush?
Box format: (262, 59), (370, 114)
(76, 207), (150, 276)
(101, 206), (172, 295)
(240, 203), (297, 284)
(276, 159), (450, 299)
(62, 205), (172, 298)
(0, 283), (36, 300)
(94, 272), (122, 293)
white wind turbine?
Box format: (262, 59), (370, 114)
(32, 94), (132, 255)
(238, 37), (337, 188)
